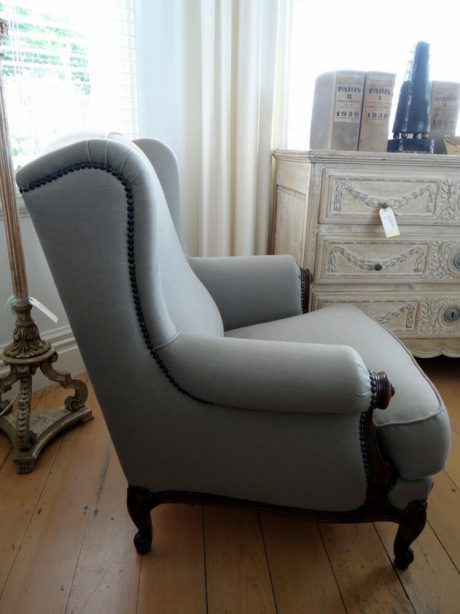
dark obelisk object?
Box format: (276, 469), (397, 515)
(388, 41), (434, 153)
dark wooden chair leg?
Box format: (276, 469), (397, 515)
(393, 499), (427, 570)
(127, 485), (155, 555)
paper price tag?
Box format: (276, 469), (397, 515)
(379, 206), (400, 238)
(0, 392), (18, 417)
(4, 296), (58, 323)
(29, 297), (59, 323)
(4, 295), (15, 309)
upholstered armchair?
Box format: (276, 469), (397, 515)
(17, 135), (451, 570)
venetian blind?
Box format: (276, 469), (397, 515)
(0, 0), (139, 167)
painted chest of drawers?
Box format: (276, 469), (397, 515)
(271, 150), (460, 357)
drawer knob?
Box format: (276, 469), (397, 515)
(374, 263), (383, 271)
(443, 307), (460, 323)
(453, 253), (460, 270)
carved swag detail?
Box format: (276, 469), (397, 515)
(332, 177), (460, 222)
(326, 244), (426, 274)
(375, 304), (417, 329)
(332, 180), (436, 213)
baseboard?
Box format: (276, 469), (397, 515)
(0, 325), (86, 392)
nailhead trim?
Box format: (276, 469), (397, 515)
(299, 268), (306, 313)
(19, 163), (208, 404)
(369, 370), (378, 410)
(356, 370), (381, 494)
(359, 410), (371, 487)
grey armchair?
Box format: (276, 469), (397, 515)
(17, 135), (451, 570)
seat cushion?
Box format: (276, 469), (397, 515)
(227, 304), (451, 480)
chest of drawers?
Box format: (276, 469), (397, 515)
(271, 150), (460, 357)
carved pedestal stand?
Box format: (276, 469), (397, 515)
(0, 19), (92, 473)
(0, 301), (92, 474)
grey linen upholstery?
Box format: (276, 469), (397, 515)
(134, 138), (183, 246)
(135, 139), (304, 329)
(17, 135), (450, 521)
(227, 305), (451, 481)
(189, 255), (303, 329)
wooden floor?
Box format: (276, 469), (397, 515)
(0, 358), (459, 614)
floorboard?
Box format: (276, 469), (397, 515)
(0, 378), (109, 614)
(137, 504), (206, 614)
(64, 442), (141, 614)
(319, 523), (413, 613)
(376, 520), (460, 614)
(0, 382), (75, 597)
(203, 507), (277, 614)
(0, 360), (458, 613)
(261, 513), (346, 614)
(426, 471), (460, 573)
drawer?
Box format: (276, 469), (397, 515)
(311, 290), (460, 337)
(319, 169), (460, 225)
(315, 235), (460, 283)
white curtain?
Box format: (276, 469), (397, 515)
(138, 0), (292, 256)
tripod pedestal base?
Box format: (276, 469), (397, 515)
(0, 343), (93, 474)
(0, 404), (92, 473)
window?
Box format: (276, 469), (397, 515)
(0, 0), (139, 168)
(286, 0), (460, 149)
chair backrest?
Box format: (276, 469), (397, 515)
(45, 132), (184, 241)
(16, 136), (224, 383)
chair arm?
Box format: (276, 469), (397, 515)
(189, 255), (303, 330)
(159, 333), (376, 414)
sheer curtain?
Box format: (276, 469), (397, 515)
(138, 0), (292, 256)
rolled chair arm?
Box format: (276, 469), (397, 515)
(189, 255), (303, 330)
(159, 333), (379, 415)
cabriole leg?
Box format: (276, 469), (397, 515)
(393, 499), (427, 570)
(127, 485), (155, 555)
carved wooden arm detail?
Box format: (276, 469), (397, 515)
(372, 370), (395, 409)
